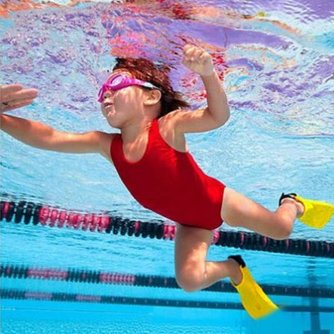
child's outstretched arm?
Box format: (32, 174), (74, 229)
(0, 114), (110, 155)
(170, 44), (230, 134)
(0, 84), (112, 159)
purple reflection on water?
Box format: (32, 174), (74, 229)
(228, 58), (264, 71)
(218, 0), (334, 20)
(1, 0), (333, 135)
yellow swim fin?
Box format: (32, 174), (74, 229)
(229, 255), (279, 319)
(279, 193), (334, 229)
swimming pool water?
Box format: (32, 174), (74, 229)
(1, 1), (334, 333)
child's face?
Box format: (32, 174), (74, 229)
(100, 70), (148, 128)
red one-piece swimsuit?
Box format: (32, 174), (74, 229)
(110, 119), (226, 230)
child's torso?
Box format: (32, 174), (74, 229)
(110, 119), (226, 230)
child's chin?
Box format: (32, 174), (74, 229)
(106, 108), (115, 117)
(108, 118), (122, 129)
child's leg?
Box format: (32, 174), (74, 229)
(221, 187), (304, 240)
(174, 224), (242, 292)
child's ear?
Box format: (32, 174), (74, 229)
(144, 89), (162, 106)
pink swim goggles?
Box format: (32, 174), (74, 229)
(97, 73), (159, 102)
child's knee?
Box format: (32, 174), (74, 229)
(176, 271), (203, 292)
(272, 216), (293, 239)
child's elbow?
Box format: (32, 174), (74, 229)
(224, 106), (231, 123)
(216, 106), (230, 127)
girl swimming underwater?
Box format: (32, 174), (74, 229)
(1, 44), (333, 319)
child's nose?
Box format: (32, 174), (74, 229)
(103, 90), (115, 101)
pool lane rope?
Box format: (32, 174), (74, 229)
(1, 263), (333, 299)
(1, 199), (333, 258)
(1, 289), (333, 313)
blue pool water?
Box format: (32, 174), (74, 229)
(1, 0), (334, 333)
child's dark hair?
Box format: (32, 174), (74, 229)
(113, 58), (190, 118)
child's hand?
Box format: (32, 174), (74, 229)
(0, 84), (38, 113)
(182, 44), (214, 77)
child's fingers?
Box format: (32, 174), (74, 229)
(183, 44), (199, 57)
(183, 44), (204, 54)
(184, 51), (200, 62)
(1, 85), (38, 110)
(1, 99), (36, 113)
(5, 88), (39, 103)
(183, 45), (207, 62)
(199, 52), (211, 62)
(183, 44), (194, 53)
(0, 84), (24, 99)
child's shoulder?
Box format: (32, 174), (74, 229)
(97, 131), (117, 162)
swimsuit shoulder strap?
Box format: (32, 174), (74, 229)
(110, 133), (122, 161)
